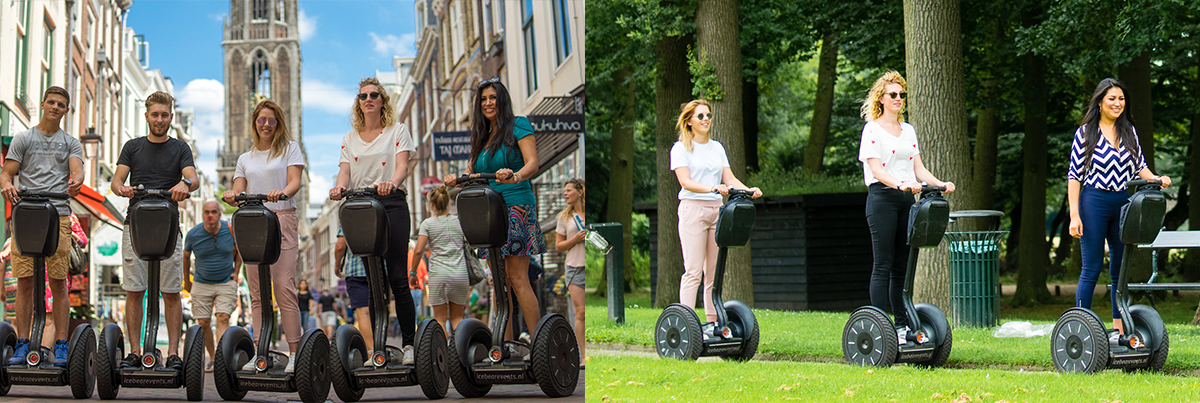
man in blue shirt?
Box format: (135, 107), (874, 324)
(183, 200), (241, 372)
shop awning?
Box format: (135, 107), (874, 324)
(74, 185), (124, 228)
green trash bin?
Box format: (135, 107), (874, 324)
(943, 210), (1007, 327)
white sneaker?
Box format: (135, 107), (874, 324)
(896, 327), (909, 345)
(283, 354), (294, 373)
(518, 332), (531, 345)
(363, 350), (374, 367)
(402, 345), (415, 366)
(242, 355), (257, 371)
(701, 322), (716, 341)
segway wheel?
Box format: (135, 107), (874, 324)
(295, 330), (331, 403)
(912, 303), (953, 368)
(1124, 306), (1169, 373)
(720, 301), (759, 362)
(1051, 308), (1109, 373)
(413, 319), (450, 399)
(532, 314), (580, 397)
(183, 325), (206, 401)
(655, 304), (704, 361)
(213, 327), (251, 401)
(68, 324), (97, 398)
(448, 318), (492, 398)
(329, 325), (366, 402)
(842, 308), (897, 367)
(1, 322), (16, 396)
(95, 324), (123, 400)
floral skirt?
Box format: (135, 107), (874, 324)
(478, 204), (548, 259)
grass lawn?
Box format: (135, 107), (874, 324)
(586, 290), (1200, 372)
(588, 353), (1200, 402)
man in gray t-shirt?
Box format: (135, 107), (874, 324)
(0, 86), (84, 367)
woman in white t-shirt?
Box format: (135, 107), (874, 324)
(554, 178), (586, 362)
(669, 99), (761, 340)
(328, 77), (419, 365)
(856, 71), (955, 344)
(222, 99), (306, 372)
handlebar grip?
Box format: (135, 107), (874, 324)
(727, 189), (754, 197)
(339, 187), (378, 198)
(15, 191), (70, 200)
(922, 185), (947, 193)
(134, 188), (191, 198)
(1126, 179), (1160, 188)
(455, 173), (500, 183)
(233, 194), (290, 202)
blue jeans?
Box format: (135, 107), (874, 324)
(299, 311), (311, 332)
(1076, 185), (1127, 319)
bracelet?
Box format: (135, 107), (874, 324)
(513, 172), (522, 182)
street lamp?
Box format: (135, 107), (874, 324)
(80, 127), (102, 188)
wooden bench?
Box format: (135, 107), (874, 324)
(1106, 231), (1200, 308)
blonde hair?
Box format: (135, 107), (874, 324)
(350, 77), (395, 130)
(558, 178), (585, 220)
(428, 185), (450, 215)
(675, 99), (711, 152)
(860, 71), (907, 123)
(250, 100), (293, 159)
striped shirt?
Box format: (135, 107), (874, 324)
(1067, 126), (1147, 192)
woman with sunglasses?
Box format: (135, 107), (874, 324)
(670, 99), (761, 340)
(857, 71), (955, 345)
(443, 78), (546, 351)
(222, 99), (306, 372)
(328, 77), (419, 364)
(1067, 78), (1170, 337)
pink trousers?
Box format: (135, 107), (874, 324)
(246, 209), (302, 347)
(677, 199), (722, 320)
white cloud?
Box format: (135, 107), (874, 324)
(302, 77), (355, 115)
(175, 79), (226, 186)
(368, 32), (417, 57)
(176, 79), (224, 113)
(308, 174), (332, 207)
(298, 8), (316, 42)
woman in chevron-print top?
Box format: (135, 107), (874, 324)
(1067, 78), (1171, 338)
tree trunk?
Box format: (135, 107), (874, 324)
(972, 18), (1004, 211)
(904, 0), (973, 311)
(1013, 51), (1053, 306)
(653, 31), (693, 308)
(1187, 60), (1200, 285)
(1118, 52), (1154, 283)
(743, 77), (759, 172)
(604, 66), (637, 294)
(697, 0), (752, 306)
(804, 31), (840, 176)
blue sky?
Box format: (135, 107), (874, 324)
(125, 0), (418, 210)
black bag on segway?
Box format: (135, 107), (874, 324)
(233, 204), (281, 265)
(457, 185), (508, 248)
(907, 194), (950, 248)
(1119, 188), (1166, 245)
(11, 198), (59, 257)
(714, 196), (756, 248)
(340, 197), (389, 256)
(129, 197), (179, 260)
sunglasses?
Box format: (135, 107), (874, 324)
(256, 117), (278, 127)
(478, 77), (501, 89)
(694, 113), (714, 121)
(885, 92), (907, 100)
(357, 92), (381, 100)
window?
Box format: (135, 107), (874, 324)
(483, 0), (493, 41)
(552, 0), (572, 65)
(450, 1), (463, 61)
(251, 50), (271, 97)
(522, 0), (538, 94)
(253, 0), (269, 20)
(42, 18), (55, 101)
(276, 0), (286, 22)
(87, 5), (95, 49)
(15, 0), (31, 105)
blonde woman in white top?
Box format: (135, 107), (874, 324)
(669, 99), (761, 340)
(554, 178), (587, 361)
(857, 71), (954, 344)
(328, 77), (419, 364)
(222, 99), (305, 372)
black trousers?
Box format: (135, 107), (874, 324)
(367, 193), (416, 347)
(865, 183), (914, 328)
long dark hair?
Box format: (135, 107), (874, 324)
(1078, 78), (1139, 179)
(468, 79), (518, 172)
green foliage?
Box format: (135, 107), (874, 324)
(745, 165), (862, 196)
(687, 45), (723, 100)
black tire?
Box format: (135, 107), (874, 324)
(213, 327), (250, 401)
(295, 330), (331, 403)
(448, 319), (491, 398)
(912, 304), (953, 368)
(720, 301), (758, 362)
(68, 324), (96, 399)
(1, 322), (17, 396)
(184, 326), (205, 401)
(1124, 306), (1169, 373)
(95, 324), (123, 400)
(654, 304), (704, 361)
(415, 320), (449, 399)
(329, 325), (366, 403)
(1051, 308), (1109, 373)
(842, 308), (897, 367)
(532, 314), (579, 397)
(1148, 329), (1169, 372)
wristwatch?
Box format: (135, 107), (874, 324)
(182, 177), (193, 187)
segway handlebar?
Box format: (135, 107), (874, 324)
(232, 193), (290, 202)
(14, 190), (70, 200)
(726, 188), (756, 200)
(454, 172), (500, 183)
(1126, 179), (1162, 189)
(339, 187), (379, 198)
(133, 186), (191, 198)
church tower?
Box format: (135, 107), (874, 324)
(220, 0), (306, 205)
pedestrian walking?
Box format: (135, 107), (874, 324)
(183, 200), (242, 372)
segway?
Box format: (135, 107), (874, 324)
(842, 185), (953, 367)
(212, 194), (330, 402)
(0, 191), (94, 398)
(328, 187), (449, 401)
(447, 173), (579, 398)
(654, 189), (760, 361)
(95, 187), (205, 400)
(1051, 179), (1169, 373)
